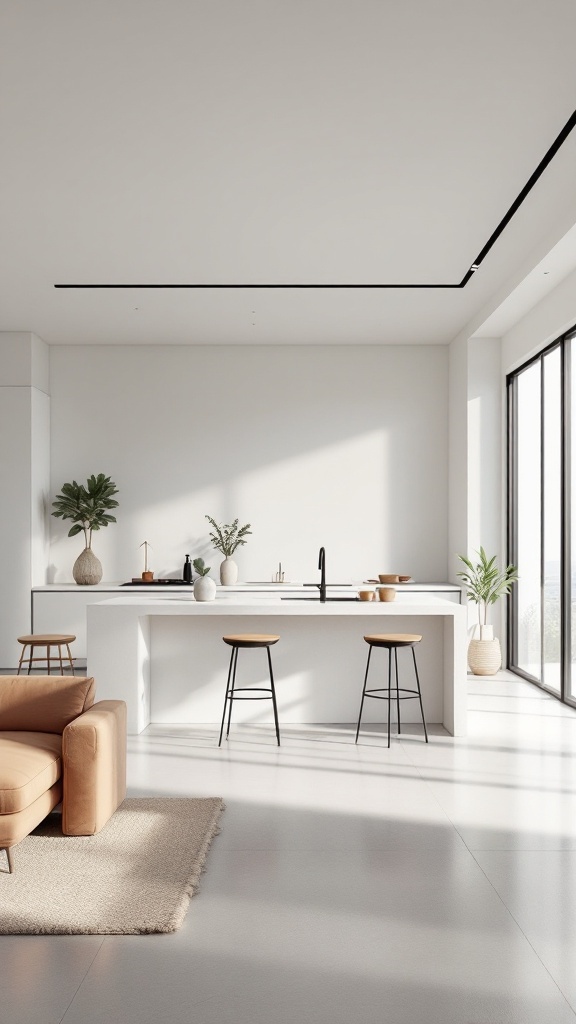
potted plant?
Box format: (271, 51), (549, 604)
(51, 474), (119, 585)
(205, 516), (252, 585)
(192, 558), (216, 602)
(456, 548), (518, 675)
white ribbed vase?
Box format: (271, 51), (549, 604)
(73, 547), (103, 586)
(468, 636), (501, 675)
(220, 557), (238, 586)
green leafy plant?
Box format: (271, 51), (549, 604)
(457, 548), (518, 627)
(205, 516), (252, 557)
(193, 558), (210, 578)
(51, 474), (119, 549)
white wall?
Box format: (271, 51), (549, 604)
(467, 338), (502, 561)
(447, 335), (468, 583)
(448, 331), (507, 642)
(502, 264), (576, 373)
(49, 345), (449, 585)
(467, 337), (504, 639)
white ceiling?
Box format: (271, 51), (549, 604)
(1, 0), (576, 345)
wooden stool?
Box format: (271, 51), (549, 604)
(17, 634), (76, 675)
(219, 635), (281, 746)
(355, 634), (428, 747)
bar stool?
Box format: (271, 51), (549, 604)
(219, 634), (281, 746)
(355, 634), (428, 747)
(17, 634), (76, 675)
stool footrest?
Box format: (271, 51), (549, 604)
(225, 692), (275, 700)
(365, 688), (422, 700)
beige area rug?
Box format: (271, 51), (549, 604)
(0, 797), (224, 935)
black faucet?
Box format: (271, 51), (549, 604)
(318, 546), (326, 602)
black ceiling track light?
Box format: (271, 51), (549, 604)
(55, 109), (576, 292)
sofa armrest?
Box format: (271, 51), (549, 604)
(61, 700), (127, 836)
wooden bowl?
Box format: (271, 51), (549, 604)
(378, 574), (399, 584)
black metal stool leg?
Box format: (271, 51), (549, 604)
(412, 647), (428, 743)
(355, 645), (373, 742)
(266, 647), (281, 746)
(225, 647), (239, 739)
(218, 646), (236, 746)
(395, 647), (401, 735)
(387, 648), (392, 748)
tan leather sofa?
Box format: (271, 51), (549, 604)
(0, 675), (126, 873)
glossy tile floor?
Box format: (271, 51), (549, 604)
(3, 670), (576, 1023)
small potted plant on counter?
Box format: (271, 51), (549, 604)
(457, 548), (518, 675)
(51, 473), (119, 585)
(193, 558), (216, 602)
(205, 516), (252, 585)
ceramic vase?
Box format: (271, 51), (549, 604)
(194, 576), (216, 602)
(73, 547), (103, 586)
(220, 557), (238, 586)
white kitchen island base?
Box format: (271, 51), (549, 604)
(87, 594), (468, 736)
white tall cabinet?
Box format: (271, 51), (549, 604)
(0, 334), (50, 667)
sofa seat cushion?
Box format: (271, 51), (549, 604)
(0, 732), (62, 814)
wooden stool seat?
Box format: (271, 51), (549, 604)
(356, 634), (427, 746)
(219, 635), (281, 745)
(364, 634), (422, 647)
(223, 634), (280, 648)
(18, 633), (76, 646)
(17, 634), (76, 675)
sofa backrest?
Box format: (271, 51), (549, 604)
(0, 676), (95, 733)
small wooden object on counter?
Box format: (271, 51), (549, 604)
(139, 540), (153, 581)
(377, 587), (396, 602)
(358, 590), (375, 601)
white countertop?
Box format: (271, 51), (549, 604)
(89, 592), (462, 616)
(33, 581), (462, 594)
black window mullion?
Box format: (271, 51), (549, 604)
(540, 356), (545, 686)
(507, 326), (576, 705)
(564, 339), (575, 707)
(507, 375), (518, 668)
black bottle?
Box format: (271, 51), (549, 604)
(183, 554), (192, 584)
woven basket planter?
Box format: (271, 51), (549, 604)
(468, 637), (501, 675)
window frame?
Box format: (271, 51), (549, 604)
(507, 326), (576, 709)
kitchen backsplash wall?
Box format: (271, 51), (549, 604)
(48, 344), (448, 583)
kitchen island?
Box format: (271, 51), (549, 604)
(32, 580), (461, 659)
(87, 592), (468, 736)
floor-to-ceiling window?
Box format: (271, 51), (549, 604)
(508, 327), (575, 707)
